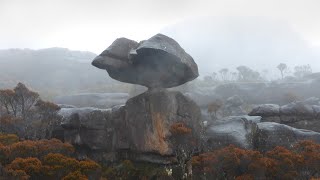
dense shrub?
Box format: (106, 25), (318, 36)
(192, 140), (320, 180)
(0, 133), (19, 145)
(5, 138), (74, 162)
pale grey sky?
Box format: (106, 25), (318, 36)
(1, 0), (320, 53)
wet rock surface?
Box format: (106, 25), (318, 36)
(254, 122), (320, 152)
(249, 101), (320, 132)
(204, 115), (320, 152)
(59, 107), (113, 151)
(92, 34), (199, 88)
(205, 115), (261, 150)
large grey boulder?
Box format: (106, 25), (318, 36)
(92, 34), (199, 88)
(249, 102), (320, 132)
(304, 97), (320, 105)
(249, 104), (280, 116)
(205, 115), (261, 150)
(59, 107), (113, 151)
(203, 116), (320, 152)
(254, 122), (320, 152)
(280, 101), (314, 116)
(121, 89), (203, 157)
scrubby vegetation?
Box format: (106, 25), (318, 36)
(0, 135), (101, 179)
(192, 140), (320, 180)
(0, 132), (319, 179)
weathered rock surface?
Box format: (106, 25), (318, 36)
(249, 101), (320, 132)
(59, 107), (113, 151)
(122, 89), (202, 156)
(92, 34), (199, 88)
(254, 122), (320, 152)
(205, 115), (261, 150)
(54, 93), (129, 109)
(249, 104), (280, 116)
(204, 115), (320, 152)
(58, 89), (203, 164)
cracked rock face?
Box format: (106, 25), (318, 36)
(58, 89), (203, 164)
(92, 34), (199, 88)
(121, 89), (203, 156)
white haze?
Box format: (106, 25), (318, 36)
(1, 0), (320, 78)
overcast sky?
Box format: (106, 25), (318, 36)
(1, 0), (320, 53)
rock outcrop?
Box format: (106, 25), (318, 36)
(204, 115), (320, 152)
(254, 122), (320, 152)
(249, 101), (320, 132)
(92, 34), (199, 88)
(59, 89), (202, 164)
(205, 115), (261, 150)
(59, 107), (113, 151)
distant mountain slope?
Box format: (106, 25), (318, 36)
(161, 16), (320, 76)
(0, 48), (131, 99)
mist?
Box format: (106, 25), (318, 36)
(161, 16), (320, 78)
(2, 1), (320, 179)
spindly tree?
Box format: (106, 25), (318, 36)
(0, 89), (16, 116)
(219, 68), (229, 81)
(236, 66), (261, 82)
(294, 64), (312, 79)
(14, 83), (39, 120)
(277, 63), (287, 80)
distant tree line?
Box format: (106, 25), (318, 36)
(203, 63), (313, 83)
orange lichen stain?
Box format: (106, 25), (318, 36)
(170, 122), (192, 135)
(145, 112), (170, 155)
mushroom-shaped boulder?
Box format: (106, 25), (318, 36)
(92, 34), (199, 88)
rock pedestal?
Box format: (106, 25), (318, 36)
(121, 89), (202, 156)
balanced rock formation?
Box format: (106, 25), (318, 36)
(58, 34), (202, 168)
(92, 34), (199, 88)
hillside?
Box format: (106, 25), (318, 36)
(0, 48), (131, 99)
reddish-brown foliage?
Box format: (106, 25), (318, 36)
(42, 153), (101, 179)
(1, 138), (74, 163)
(62, 170), (88, 180)
(0, 133), (19, 146)
(192, 141), (320, 179)
(207, 99), (223, 117)
(5, 157), (42, 179)
(170, 122), (192, 135)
